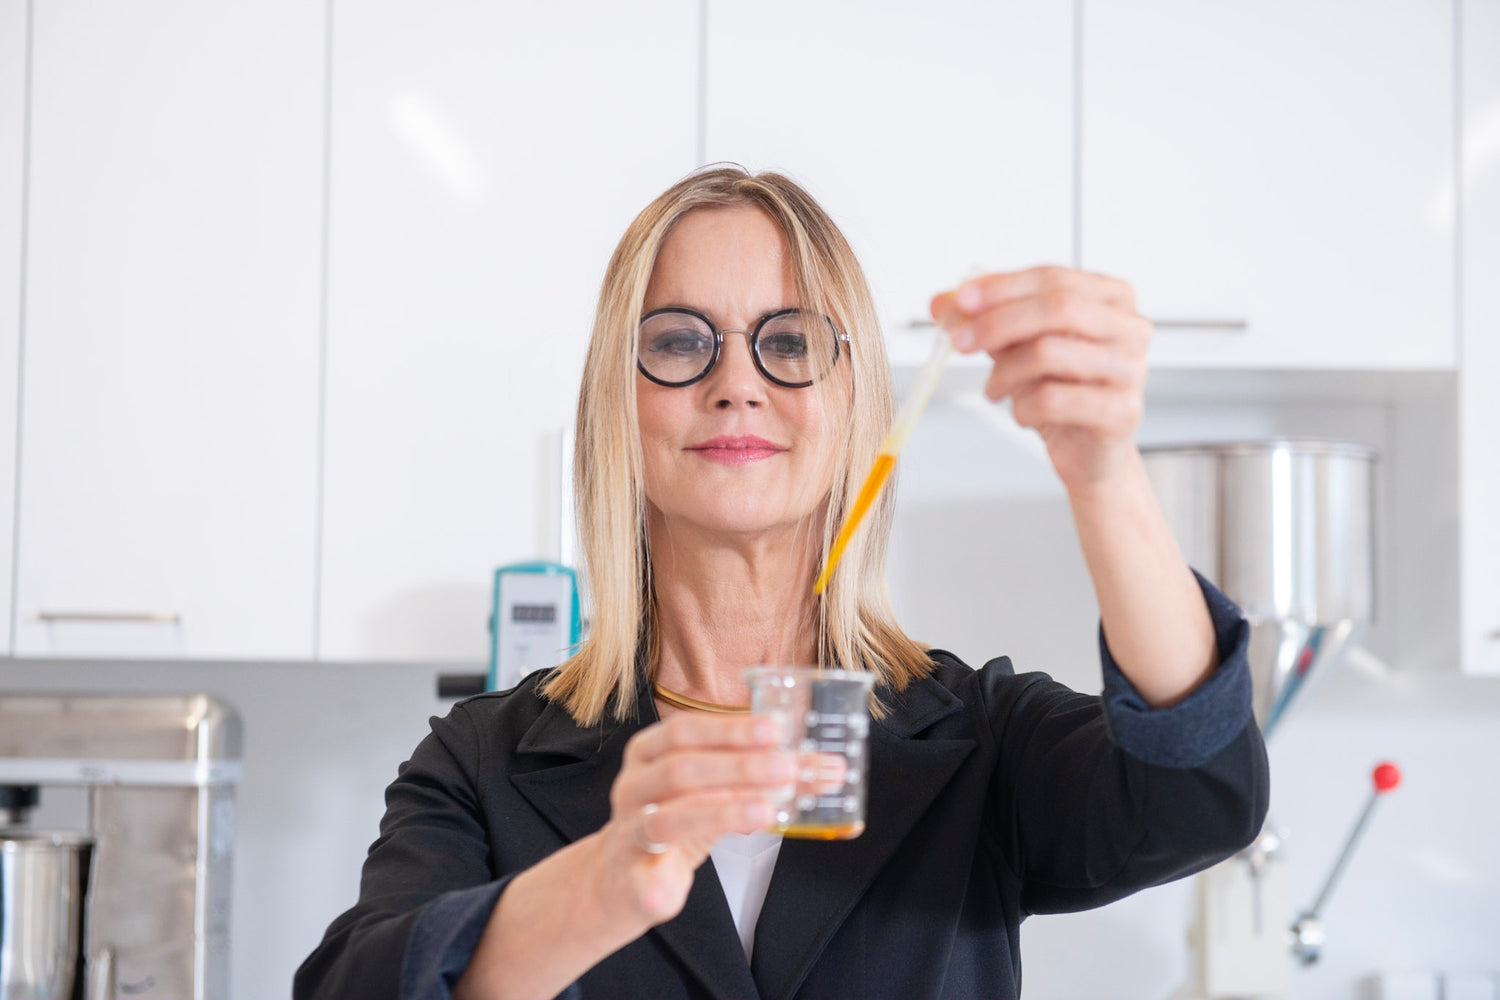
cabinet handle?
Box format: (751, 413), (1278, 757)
(907, 318), (1250, 332)
(905, 318), (1250, 336)
(1150, 318), (1249, 332)
(37, 611), (182, 625)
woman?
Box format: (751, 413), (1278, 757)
(295, 167), (1268, 1000)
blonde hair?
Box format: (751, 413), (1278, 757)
(541, 166), (931, 725)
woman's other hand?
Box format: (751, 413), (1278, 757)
(930, 266), (1152, 496)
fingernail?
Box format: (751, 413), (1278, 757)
(956, 283), (982, 312)
(951, 324), (975, 351)
(770, 754), (797, 781)
(745, 801), (775, 826)
(763, 783), (795, 806)
(753, 718), (780, 743)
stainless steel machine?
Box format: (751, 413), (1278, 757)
(1143, 439), (1377, 741)
(1143, 440), (1393, 1000)
(0, 694), (242, 1000)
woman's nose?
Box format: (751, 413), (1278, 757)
(706, 330), (766, 409)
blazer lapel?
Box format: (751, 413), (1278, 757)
(509, 683), (761, 1000)
(749, 677), (976, 1000)
(651, 861), (762, 1000)
(508, 697), (620, 841)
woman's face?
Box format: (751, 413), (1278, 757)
(637, 206), (845, 543)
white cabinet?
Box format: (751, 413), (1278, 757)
(1081, 1), (1455, 371)
(12, 2), (324, 659)
(1460, 0), (1500, 674)
(703, 0), (1074, 362)
(318, 0), (698, 663)
(0, 0), (23, 655)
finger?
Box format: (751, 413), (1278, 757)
(929, 288), (964, 331)
(624, 713), (782, 769)
(982, 334), (1145, 402)
(623, 747), (798, 810)
(1008, 380), (1144, 436)
(796, 751), (848, 795)
(960, 292), (1151, 355)
(634, 790), (780, 848)
(952, 266), (1137, 315)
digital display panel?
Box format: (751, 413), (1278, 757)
(511, 603), (557, 624)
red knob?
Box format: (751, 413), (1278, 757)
(1373, 761), (1401, 793)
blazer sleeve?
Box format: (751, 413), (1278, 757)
(292, 704), (516, 1000)
(986, 571), (1271, 916)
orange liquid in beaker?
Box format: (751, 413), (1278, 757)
(775, 820), (866, 840)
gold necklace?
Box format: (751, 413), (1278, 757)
(652, 682), (750, 714)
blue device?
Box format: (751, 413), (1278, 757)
(486, 561), (582, 692)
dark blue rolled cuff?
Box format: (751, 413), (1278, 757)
(400, 875), (584, 1000)
(1099, 569), (1254, 769)
(400, 877), (509, 1000)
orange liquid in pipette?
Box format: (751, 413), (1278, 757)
(814, 451), (897, 594)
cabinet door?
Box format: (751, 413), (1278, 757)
(703, 0), (1074, 363)
(1461, 0), (1500, 674)
(1082, 2), (1454, 370)
(13, 2), (323, 659)
(0, 0), (22, 655)
(319, 1), (698, 662)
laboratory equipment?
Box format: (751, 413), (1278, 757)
(742, 667), (874, 840)
(1143, 440), (1384, 999)
(1289, 761), (1402, 965)
(487, 561), (582, 692)
(1142, 439), (1376, 739)
(0, 694), (242, 1000)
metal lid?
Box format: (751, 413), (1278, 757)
(1138, 438), (1378, 461)
(0, 694), (242, 762)
(0, 829), (94, 851)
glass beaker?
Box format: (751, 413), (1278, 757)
(742, 666), (874, 840)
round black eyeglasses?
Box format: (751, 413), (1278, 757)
(637, 307), (849, 389)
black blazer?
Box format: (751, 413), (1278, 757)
(295, 579), (1268, 1000)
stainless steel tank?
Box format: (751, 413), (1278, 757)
(1141, 440), (1376, 738)
(0, 832), (92, 1000)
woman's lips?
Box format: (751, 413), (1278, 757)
(686, 436), (786, 465)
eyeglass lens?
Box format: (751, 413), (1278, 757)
(638, 309), (839, 387)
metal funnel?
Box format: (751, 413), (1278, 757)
(1142, 441), (1376, 739)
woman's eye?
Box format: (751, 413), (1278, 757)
(647, 330), (712, 356)
(759, 331), (809, 359)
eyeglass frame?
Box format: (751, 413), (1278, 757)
(636, 306), (851, 389)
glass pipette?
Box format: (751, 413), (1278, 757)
(814, 325), (953, 594)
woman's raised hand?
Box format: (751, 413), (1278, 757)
(930, 266), (1153, 496)
(591, 713), (798, 928)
